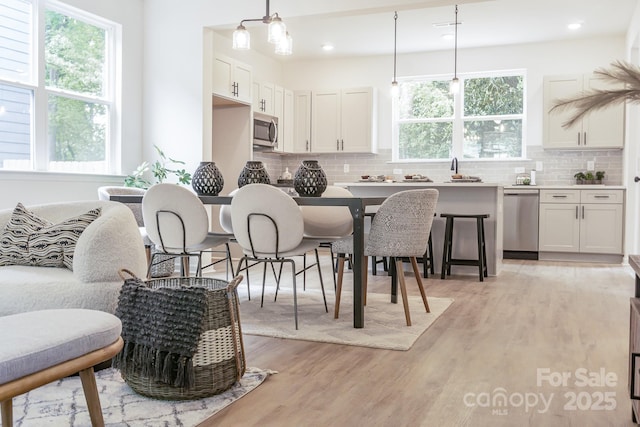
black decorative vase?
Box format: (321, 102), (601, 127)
(192, 161), (224, 196)
(294, 160), (327, 197)
(238, 161), (271, 187)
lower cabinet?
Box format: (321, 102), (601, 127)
(539, 189), (624, 254)
(630, 298), (640, 423)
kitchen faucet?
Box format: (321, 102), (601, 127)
(451, 157), (458, 175)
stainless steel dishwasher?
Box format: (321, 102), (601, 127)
(503, 188), (539, 260)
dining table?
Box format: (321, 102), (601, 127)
(108, 192), (386, 328)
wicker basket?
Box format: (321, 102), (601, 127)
(116, 273), (246, 400)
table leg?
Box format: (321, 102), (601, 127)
(350, 201), (365, 328)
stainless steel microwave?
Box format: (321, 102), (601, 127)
(253, 113), (278, 148)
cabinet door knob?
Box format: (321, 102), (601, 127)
(635, 176), (640, 183)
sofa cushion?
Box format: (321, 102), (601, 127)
(0, 203), (101, 270)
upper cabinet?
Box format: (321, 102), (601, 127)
(311, 87), (377, 153)
(212, 54), (252, 104)
(543, 74), (624, 149)
(292, 90), (312, 153)
(253, 81), (276, 115)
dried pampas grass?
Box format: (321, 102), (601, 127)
(551, 60), (640, 128)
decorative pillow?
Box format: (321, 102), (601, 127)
(0, 203), (101, 270)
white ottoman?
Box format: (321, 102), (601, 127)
(0, 309), (123, 426)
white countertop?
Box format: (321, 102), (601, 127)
(335, 181), (504, 188)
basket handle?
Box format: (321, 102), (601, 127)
(226, 275), (244, 293)
(118, 268), (140, 281)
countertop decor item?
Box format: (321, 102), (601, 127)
(192, 161), (224, 196)
(238, 161), (271, 187)
(294, 160), (327, 197)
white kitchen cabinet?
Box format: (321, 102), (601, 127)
(271, 85), (286, 152)
(539, 189), (624, 254)
(312, 87), (376, 153)
(293, 90), (312, 153)
(278, 89), (294, 153)
(212, 54), (252, 104)
(543, 73), (624, 149)
(253, 81), (275, 115)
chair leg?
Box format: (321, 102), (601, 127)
(146, 252), (157, 279)
(476, 217), (484, 282)
(2, 399), (12, 427)
(428, 234), (435, 275)
(330, 248), (337, 291)
(79, 367), (105, 427)
(364, 256), (369, 306)
(225, 243), (234, 281)
(287, 259), (298, 330)
(315, 249), (328, 312)
(262, 261), (268, 307)
(334, 255), (346, 319)
(303, 254), (307, 290)
(410, 256), (430, 313)
(395, 259), (412, 326)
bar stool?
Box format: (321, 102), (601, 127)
(440, 213), (489, 282)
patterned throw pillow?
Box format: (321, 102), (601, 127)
(0, 203), (101, 270)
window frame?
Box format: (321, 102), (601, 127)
(392, 69), (527, 162)
(0, 0), (120, 173)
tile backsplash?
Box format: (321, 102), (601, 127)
(254, 146), (622, 187)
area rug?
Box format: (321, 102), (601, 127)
(238, 285), (453, 351)
(11, 367), (272, 426)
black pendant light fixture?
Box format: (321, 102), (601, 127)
(450, 4), (460, 94)
(232, 0), (292, 55)
(391, 11), (399, 97)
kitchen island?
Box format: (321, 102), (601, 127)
(335, 181), (504, 277)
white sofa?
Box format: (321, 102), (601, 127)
(0, 200), (147, 316)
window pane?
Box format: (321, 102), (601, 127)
(0, 83), (31, 169)
(45, 10), (106, 97)
(463, 119), (522, 159)
(464, 76), (524, 116)
(48, 94), (108, 172)
(398, 122), (452, 160)
(0, 0), (32, 82)
(399, 80), (453, 119)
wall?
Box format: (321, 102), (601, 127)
(0, 0), (144, 210)
(252, 36), (626, 187)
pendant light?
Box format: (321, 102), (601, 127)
(232, 0), (292, 55)
(450, 5), (460, 94)
(391, 11), (399, 98)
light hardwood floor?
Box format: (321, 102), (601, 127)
(200, 257), (637, 427)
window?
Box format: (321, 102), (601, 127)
(0, 0), (118, 173)
(393, 71), (526, 161)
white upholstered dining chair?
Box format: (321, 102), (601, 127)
(230, 183), (327, 329)
(332, 189), (439, 326)
(142, 183), (233, 278)
(300, 185), (354, 289)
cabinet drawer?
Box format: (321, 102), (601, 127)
(540, 189), (580, 203)
(581, 189), (624, 204)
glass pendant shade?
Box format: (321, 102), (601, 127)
(450, 77), (460, 94)
(267, 16), (286, 44)
(275, 32), (293, 55)
(391, 81), (399, 98)
(233, 25), (250, 50)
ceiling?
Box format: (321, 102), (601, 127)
(214, 0), (638, 61)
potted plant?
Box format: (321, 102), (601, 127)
(574, 172), (586, 185)
(584, 171), (595, 184)
(125, 145), (191, 188)
(595, 171), (606, 184)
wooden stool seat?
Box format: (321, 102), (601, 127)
(0, 309), (123, 426)
(440, 213), (489, 282)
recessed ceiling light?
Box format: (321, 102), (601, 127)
(321, 43), (334, 51)
(568, 22), (582, 30)
(441, 33), (454, 41)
